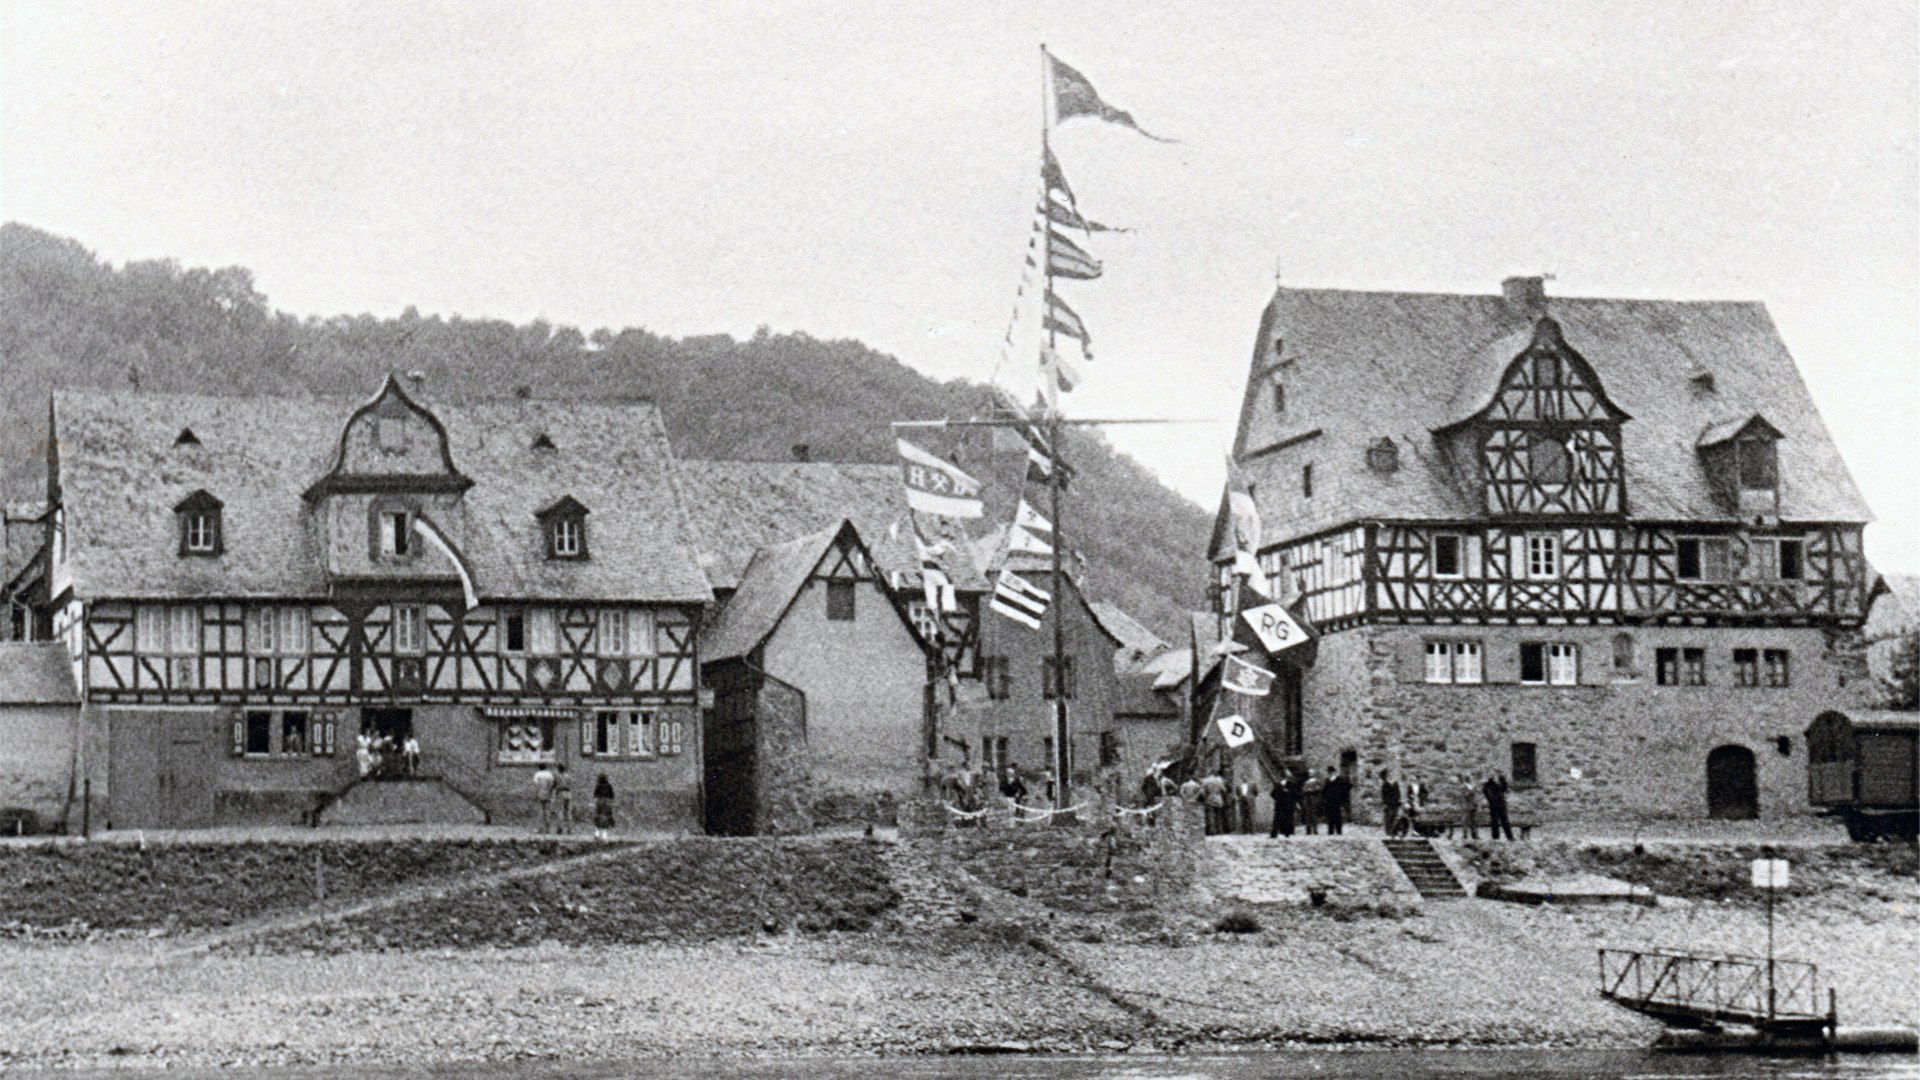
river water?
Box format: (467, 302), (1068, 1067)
(44, 1052), (1920, 1080)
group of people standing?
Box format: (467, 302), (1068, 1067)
(1262, 767), (1353, 837)
(532, 763), (621, 839)
(1376, 770), (1518, 840)
(353, 728), (420, 780)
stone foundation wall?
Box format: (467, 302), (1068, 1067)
(1298, 623), (1872, 824)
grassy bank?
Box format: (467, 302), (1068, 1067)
(0, 832), (1912, 1070)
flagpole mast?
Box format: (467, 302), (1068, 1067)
(1039, 44), (1073, 814)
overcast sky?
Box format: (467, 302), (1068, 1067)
(4, 1), (1915, 570)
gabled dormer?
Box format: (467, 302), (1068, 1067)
(1697, 414), (1783, 517)
(304, 374), (473, 500)
(174, 489), (224, 557)
(1436, 314), (1632, 518)
(302, 375), (476, 593)
(537, 495), (590, 561)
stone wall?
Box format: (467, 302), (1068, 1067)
(1201, 835), (1422, 909)
(1297, 623), (1872, 823)
(0, 704), (75, 830)
(900, 797), (1202, 913)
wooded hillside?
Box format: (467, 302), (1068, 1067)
(0, 224), (1209, 635)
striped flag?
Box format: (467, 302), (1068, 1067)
(912, 531), (958, 615)
(1047, 227), (1102, 281)
(1224, 654), (1276, 697)
(896, 438), (984, 518)
(1040, 196), (1126, 235)
(1044, 293), (1090, 350)
(990, 569), (1050, 629)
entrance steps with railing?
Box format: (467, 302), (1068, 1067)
(316, 778), (487, 827)
(1381, 837), (1469, 898)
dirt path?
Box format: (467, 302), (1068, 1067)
(160, 842), (640, 960)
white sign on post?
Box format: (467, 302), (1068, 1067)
(1242, 603), (1308, 654)
(1751, 858), (1790, 889)
(1216, 714), (1256, 749)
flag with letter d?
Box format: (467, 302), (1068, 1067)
(896, 438), (984, 519)
(1216, 714), (1256, 749)
(1224, 654), (1275, 697)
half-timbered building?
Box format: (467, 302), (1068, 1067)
(1214, 277), (1876, 822)
(699, 520), (937, 834)
(39, 377), (712, 829)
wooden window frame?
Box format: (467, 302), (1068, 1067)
(174, 491), (224, 558)
(391, 604), (425, 655)
(1525, 532), (1559, 580)
(1733, 647), (1760, 688)
(582, 710), (656, 760)
(1777, 539), (1804, 581)
(1432, 533), (1464, 579)
(825, 580), (857, 622)
(1763, 648), (1790, 688)
(497, 716), (557, 765)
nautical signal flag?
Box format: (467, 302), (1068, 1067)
(896, 439), (984, 519)
(1223, 654), (1276, 697)
(1012, 499), (1054, 556)
(990, 569), (1050, 629)
(1044, 293), (1091, 351)
(1041, 196), (1126, 235)
(912, 532), (958, 616)
(1047, 51), (1176, 143)
(1215, 714), (1257, 749)
(1047, 228), (1102, 281)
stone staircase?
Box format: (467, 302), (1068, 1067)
(1381, 837), (1468, 899)
(316, 778), (488, 827)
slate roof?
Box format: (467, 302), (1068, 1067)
(701, 520), (927, 663)
(1090, 601), (1171, 667)
(0, 643), (79, 705)
(1866, 573), (1920, 639)
(1228, 283), (1873, 544)
(51, 387), (712, 603)
(673, 460), (985, 594)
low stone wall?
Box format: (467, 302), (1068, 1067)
(1202, 835), (1422, 911)
(900, 797), (1203, 914)
(1454, 838), (1920, 903)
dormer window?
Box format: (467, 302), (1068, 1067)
(1737, 436), (1777, 491)
(175, 490), (223, 557)
(379, 510), (412, 558)
(538, 496), (590, 561)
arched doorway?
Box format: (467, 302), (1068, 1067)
(1707, 744), (1758, 820)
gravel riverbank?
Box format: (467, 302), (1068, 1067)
(1, 892), (1911, 1070)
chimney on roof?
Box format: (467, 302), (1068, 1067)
(791, 443), (811, 463)
(1502, 276), (1547, 318)
(404, 370), (427, 394)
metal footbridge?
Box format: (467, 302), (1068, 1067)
(1598, 948), (1835, 1035)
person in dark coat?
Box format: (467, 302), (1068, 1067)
(1322, 767), (1351, 835)
(1300, 769), (1325, 835)
(1483, 772), (1514, 840)
(1379, 772), (1403, 837)
(592, 773), (616, 839)
(1267, 773), (1297, 838)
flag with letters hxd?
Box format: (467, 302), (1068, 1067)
(896, 438), (984, 519)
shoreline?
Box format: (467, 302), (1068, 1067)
(0, 832), (1912, 1071)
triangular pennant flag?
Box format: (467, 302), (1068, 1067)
(1042, 343), (1084, 392)
(1046, 227), (1102, 281)
(1224, 654), (1276, 697)
(1040, 196), (1127, 235)
(1048, 51), (1177, 143)
(1008, 525), (1053, 557)
(1015, 500), (1053, 543)
(1044, 292), (1090, 349)
(896, 438), (984, 518)
(1042, 145), (1076, 206)
(990, 569), (1051, 629)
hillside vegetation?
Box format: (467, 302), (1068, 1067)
(0, 223), (1207, 633)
